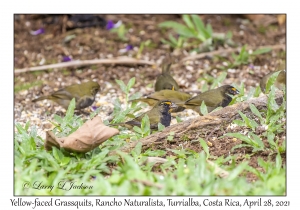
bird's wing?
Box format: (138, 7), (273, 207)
(185, 91), (221, 107)
(50, 89), (75, 100)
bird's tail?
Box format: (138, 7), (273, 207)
(161, 54), (173, 74)
(32, 95), (49, 102)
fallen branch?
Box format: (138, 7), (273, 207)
(117, 91), (284, 153)
(14, 57), (157, 74)
(178, 44), (286, 64)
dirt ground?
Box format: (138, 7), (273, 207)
(14, 14), (286, 182)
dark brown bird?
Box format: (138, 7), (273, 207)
(154, 56), (179, 91)
(130, 89), (191, 112)
(179, 85), (240, 114)
(260, 70), (286, 93)
(110, 100), (178, 130)
(32, 80), (100, 110)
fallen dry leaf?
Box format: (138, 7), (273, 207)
(277, 14), (286, 25)
(45, 116), (119, 153)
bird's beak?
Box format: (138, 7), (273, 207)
(232, 87), (240, 95)
(169, 102), (178, 113)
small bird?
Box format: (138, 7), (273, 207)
(110, 100), (178, 130)
(154, 56), (179, 91)
(260, 70), (286, 93)
(179, 85), (240, 114)
(130, 89), (192, 112)
(32, 80), (100, 110)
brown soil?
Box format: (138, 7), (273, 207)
(14, 14), (286, 182)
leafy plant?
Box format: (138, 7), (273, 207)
(110, 24), (128, 41)
(224, 45), (272, 69)
(111, 77), (143, 124)
(161, 34), (187, 49)
(233, 111), (259, 131)
(227, 132), (265, 153)
(198, 72), (227, 89)
(246, 153), (285, 194)
(50, 99), (83, 137)
(159, 14), (233, 51)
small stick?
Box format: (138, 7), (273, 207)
(14, 57), (157, 74)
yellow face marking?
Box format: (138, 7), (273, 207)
(163, 101), (172, 105)
(231, 87), (236, 91)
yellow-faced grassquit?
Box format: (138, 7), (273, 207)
(154, 56), (179, 91)
(130, 89), (191, 112)
(260, 70), (286, 93)
(32, 80), (100, 110)
(178, 85), (239, 114)
(110, 100), (178, 130)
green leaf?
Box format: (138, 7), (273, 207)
(141, 114), (150, 136)
(133, 126), (142, 134)
(231, 144), (253, 152)
(191, 14), (209, 41)
(226, 133), (256, 147)
(159, 21), (196, 38)
(128, 92), (142, 101)
(182, 15), (195, 30)
(161, 38), (177, 48)
(275, 153), (282, 172)
(168, 34), (178, 45)
(61, 157), (71, 166)
(126, 77), (135, 92)
(24, 121), (30, 131)
(133, 142), (142, 156)
(143, 149), (166, 157)
(249, 132), (264, 149)
(253, 86), (261, 97)
(125, 113), (136, 119)
(15, 123), (26, 135)
(176, 116), (183, 123)
(115, 79), (127, 93)
(206, 24), (213, 37)
(52, 147), (64, 162)
(53, 114), (63, 124)
(227, 161), (248, 181)
(211, 72), (227, 88)
(233, 119), (245, 126)
(200, 101), (208, 115)
(238, 111), (258, 130)
(267, 87), (279, 113)
(267, 131), (277, 149)
(199, 138), (210, 158)
(65, 98), (76, 122)
(157, 123), (165, 131)
(252, 48), (272, 55)
(249, 104), (263, 123)
(265, 71), (281, 94)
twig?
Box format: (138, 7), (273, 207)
(131, 179), (164, 189)
(145, 157), (168, 164)
(178, 44), (286, 65)
(206, 160), (229, 178)
(14, 57), (157, 74)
